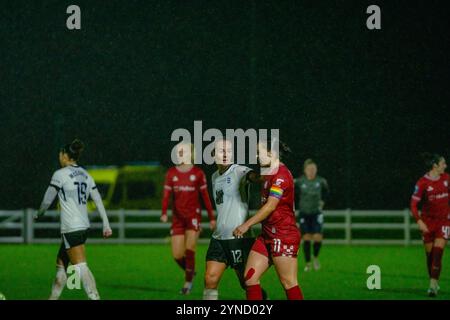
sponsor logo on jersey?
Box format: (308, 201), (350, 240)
(435, 192), (448, 200)
(174, 186), (196, 192)
(275, 178), (284, 186)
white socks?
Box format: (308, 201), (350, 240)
(203, 288), (219, 300)
(49, 265), (67, 300)
(73, 262), (100, 300)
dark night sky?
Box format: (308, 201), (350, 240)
(1, 1), (449, 209)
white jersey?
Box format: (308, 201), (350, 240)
(212, 164), (252, 240)
(50, 165), (96, 233)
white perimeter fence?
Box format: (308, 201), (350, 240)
(0, 209), (432, 246)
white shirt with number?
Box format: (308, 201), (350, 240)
(212, 164), (252, 240)
(50, 165), (96, 233)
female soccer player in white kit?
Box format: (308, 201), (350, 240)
(203, 139), (267, 300)
(35, 139), (112, 300)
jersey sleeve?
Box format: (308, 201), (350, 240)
(50, 170), (65, 190)
(198, 169), (215, 220)
(161, 170), (173, 216)
(164, 169), (173, 191)
(198, 169), (208, 190)
(321, 177), (330, 202)
(87, 174), (97, 192)
(411, 180), (425, 202)
(235, 166), (253, 182)
(410, 179), (425, 222)
(268, 173), (290, 200)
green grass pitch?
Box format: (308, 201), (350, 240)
(0, 244), (449, 300)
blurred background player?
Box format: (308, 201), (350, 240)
(161, 142), (216, 294)
(295, 159), (329, 271)
(410, 153), (449, 297)
(203, 139), (266, 300)
(234, 140), (303, 300)
(35, 139), (112, 300)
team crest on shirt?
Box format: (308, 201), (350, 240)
(301, 184), (306, 189)
(427, 186), (434, 192)
(315, 182), (320, 188)
(173, 176), (179, 182)
(444, 181), (448, 187)
(190, 174), (196, 181)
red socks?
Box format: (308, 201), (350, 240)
(286, 285), (304, 300)
(247, 284), (303, 300)
(185, 249), (195, 282)
(246, 284), (263, 300)
(426, 251), (432, 277)
(175, 257), (186, 270)
(430, 247), (444, 280)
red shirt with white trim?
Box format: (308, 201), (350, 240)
(410, 173), (450, 222)
(162, 166), (214, 220)
(261, 163), (300, 241)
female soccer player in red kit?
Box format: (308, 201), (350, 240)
(410, 153), (449, 297)
(161, 142), (216, 294)
(234, 140), (303, 300)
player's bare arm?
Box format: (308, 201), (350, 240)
(233, 196), (280, 237)
(246, 171), (263, 183)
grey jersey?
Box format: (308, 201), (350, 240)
(212, 164), (252, 240)
(295, 175), (329, 214)
(50, 165), (96, 233)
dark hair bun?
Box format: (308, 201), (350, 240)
(280, 141), (292, 155)
(278, 140), (292, 160)
(421, 152), (441, 171)
(70, 139), (84, 153)
(68, 139), (85, 160)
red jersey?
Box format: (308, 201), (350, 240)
(162, 166), (214, 220)
(410, 173), (450, 222)
(261, 163), (300, 240)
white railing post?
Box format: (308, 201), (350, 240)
(404, 208), (411, 246)
(119, 209), (125, 243)
(345, 208), (351, 244)
(25, 208), (34, 244)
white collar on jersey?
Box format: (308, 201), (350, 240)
(424, 174), (440, 181)
(218, 164), (235, 176)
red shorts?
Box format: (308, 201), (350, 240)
(171, 215), (201, 236)
(251, 235), (300, 260)
(422, 219), (450, 243)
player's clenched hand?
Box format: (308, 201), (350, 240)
(417, 219), (429, 233)
(233, 224), (249, 238)
(103, 227), (113, 238)
(209, 219), (216, 231)
(34, 209), (45, 220)
(160, 214), (168, 223)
